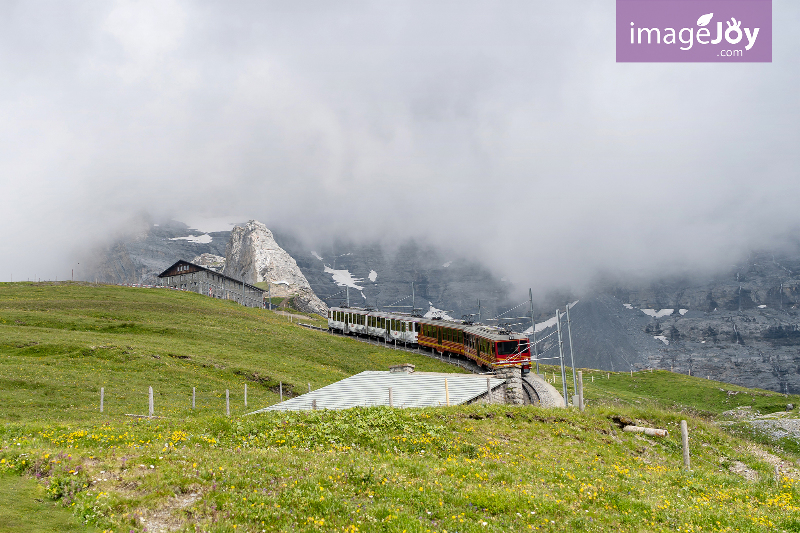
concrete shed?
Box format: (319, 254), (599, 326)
(250, 370), (506, 412)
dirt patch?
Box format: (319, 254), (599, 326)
(138, 492), (203, 533)
(720, 406), (755, 419)
(729, 461), (760, 481)
(746, 444), (800, 480)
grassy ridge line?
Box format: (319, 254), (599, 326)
(0, 283), (462, 423)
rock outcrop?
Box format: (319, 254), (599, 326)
(223, 221), (328, 316)
(191, 253), (226, 272)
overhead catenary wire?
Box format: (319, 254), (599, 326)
(489, 300), (531, 321)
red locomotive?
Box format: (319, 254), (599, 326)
(328, 307), (532, 371)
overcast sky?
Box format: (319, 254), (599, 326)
(1, 1), (798, 292)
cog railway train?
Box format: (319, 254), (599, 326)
(328, 306), (532, 371)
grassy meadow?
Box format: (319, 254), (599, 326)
(2, 282), (800, 532)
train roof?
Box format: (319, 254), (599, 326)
(330, 306), (528, 341)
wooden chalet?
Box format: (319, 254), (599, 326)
(157, 260), (264, 308)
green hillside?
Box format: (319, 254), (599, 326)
(0, 282), (458, 423)
(2, 283), (800, 533)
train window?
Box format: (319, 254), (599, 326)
(391, 319), (395, 331)
(402, 322), (406, 332)
(497, 341), (519, 355)
(380, 318), (385, 329)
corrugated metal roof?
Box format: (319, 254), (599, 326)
(249, 371), (506, 412)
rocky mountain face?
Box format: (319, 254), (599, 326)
(83, 217), (512, 320)
(270, 233), (515, 322)
(223, 221), (328, 316)
(536, 250), (800, 394)
(191, 253), (225, 272)
(85, 219), (230, 285)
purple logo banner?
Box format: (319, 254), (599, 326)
(617, 0), (772, 62)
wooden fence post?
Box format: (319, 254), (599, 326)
(486, 377), (492, 403)
(388, 387), (393, 407)
(681, 420), (690, 469)
(226, 389), (230, 417)
(100, 387), (104, 413)
(149, 386), (154, 416)
(244, 384), (248, 407)
(577, 371), (584, 412)
(308, 383), (311, 394)
(444, 378), (450, 406)
(192, 387), (196, 410)
(279, 382), (283, 403)
(312, 399), (317, 410)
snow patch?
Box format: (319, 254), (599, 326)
(654, 335), (670, 345)
(758, 304), (767, 309)
(679, 309), (689, 315)
(442, 261), (452, 268)
(170, 234), (213, 244)
(623, 303), (634, 309)
(311, 251), (323, 261)
(368, 270), (377, 282)
(324, 266), (364, 290)
(524, 315), (558, 335)
(641, 309), (674, 318)
(423, 305), (454, 321)
(522, 301), (579, 335)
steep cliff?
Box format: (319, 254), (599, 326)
(532, 249), (800, 394)
(223, 221), (328, 316)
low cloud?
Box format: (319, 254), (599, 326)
(1, 1), (798, 293)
